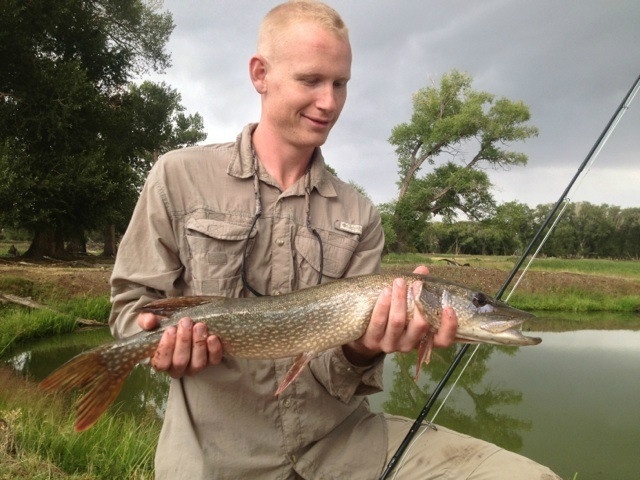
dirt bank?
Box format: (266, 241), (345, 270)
(1, 257), (639, 301)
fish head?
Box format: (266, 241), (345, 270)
(414, 278), (541, 347)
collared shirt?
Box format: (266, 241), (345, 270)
(110, 124), (387, 479)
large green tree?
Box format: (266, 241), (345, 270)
(99, 81), (206, 255)
(386, 70), (538, 252)
(0, 0), (188, 257)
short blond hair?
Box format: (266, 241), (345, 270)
(257, 0), (349, 58)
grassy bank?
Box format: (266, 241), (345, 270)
(383, 254), (640, 313)
(0, 369), (159, 479)
(0, 295), (111, 356)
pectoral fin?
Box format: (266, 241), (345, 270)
(275, 352), (314, 396)
(414, 332), (434, 381)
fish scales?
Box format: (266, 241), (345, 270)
(184, 275), (381, 357)
(39, 273), (540, 431)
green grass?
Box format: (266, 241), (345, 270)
(0, 309), (78, 356)
(0, 296), (110, 356)
(525, 257), (640, 280)
(508, 290), (640, 313)
(0, 369), (158, 479)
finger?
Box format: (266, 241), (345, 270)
(187, 322), (209, 374)
(207, 335), (223, 365)
(169, 317), (194, 378)
(432, 306), (458, 348)
(152, 326), (177, 371)
(365, 286), (393, 345)
(138, 312), (159, 331)
(402, 282), (431, 350)
(381, 278), (409, 350)
(413, 265), (430, 275)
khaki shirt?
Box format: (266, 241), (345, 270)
(110, 124), (389, 479)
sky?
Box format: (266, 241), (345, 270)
(144, 0), (640, 209)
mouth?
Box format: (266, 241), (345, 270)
(303, 114), (333, 129)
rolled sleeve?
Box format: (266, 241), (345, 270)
(309, 347), (385, 403)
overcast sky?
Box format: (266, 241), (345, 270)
(145, 0), (640, 209)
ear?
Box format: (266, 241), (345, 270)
(249, 55), (268, 94)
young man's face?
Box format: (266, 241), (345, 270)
(259, 22), (352, 150)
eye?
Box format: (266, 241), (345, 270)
(299, 76), (320, 87)
(472, 293), (488, 308)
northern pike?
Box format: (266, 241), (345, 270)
(39, 273), (541, 431)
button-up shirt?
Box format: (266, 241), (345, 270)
(110, 124), (388, 479)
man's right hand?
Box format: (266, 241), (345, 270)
(138, 313), (223, 378)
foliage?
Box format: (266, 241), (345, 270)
(383, 346), (531, 452)
(391, 200), (640, 260)
(387, 70), (537, 252)
(0, 0), (206, 257)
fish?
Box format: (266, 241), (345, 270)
(39, 273), (541, 431)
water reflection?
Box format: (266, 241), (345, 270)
(371, 329), (640, 480)
(371, 345), (532, 453)
(4, 329), (171, 418)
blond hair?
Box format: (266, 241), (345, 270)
(257, 0), (349, 58)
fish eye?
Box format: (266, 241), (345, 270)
(472, 293), (488, 308)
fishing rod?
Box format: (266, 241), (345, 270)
(379, 72), (640, 480)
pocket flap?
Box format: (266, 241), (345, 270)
(186, 217), (255, 241)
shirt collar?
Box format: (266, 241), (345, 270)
(227, 123), (337, 198)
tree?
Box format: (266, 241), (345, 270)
(100, 81), (206, 255)
(483, 201), (534, 256)
(387, 70), (537, 252)
(0, 0), (180, 257)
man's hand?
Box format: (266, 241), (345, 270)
(138, 313), (223, 378)
(342, 266), (458, 366)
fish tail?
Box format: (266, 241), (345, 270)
(39, 340), (155, 432)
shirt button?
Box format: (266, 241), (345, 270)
(275, 238), (284, 247)
(283, 398), (292, 408)
(273, 290), (281, 296)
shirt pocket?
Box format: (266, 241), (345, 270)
(185, 217), (256, 296)
(294, 227), (359, 288)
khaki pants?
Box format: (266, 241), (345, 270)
(384, 415), (562, 480)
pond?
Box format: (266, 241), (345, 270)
(4, 315), (640, 480)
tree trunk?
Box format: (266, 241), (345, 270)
(65, 229), (87, 255)
(24, 228), (66, 258)
(102, 224), (117, 256)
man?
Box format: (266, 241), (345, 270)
(110, 1), (560, 478)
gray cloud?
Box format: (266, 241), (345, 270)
(147, 0), (640, 207)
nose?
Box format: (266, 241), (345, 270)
(315, 83), (339, 112)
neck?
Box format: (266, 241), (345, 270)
(252, 124), (314, 191)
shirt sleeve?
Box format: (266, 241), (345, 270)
(109, 165), (184, 339)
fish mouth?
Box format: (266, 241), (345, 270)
(485, 317), (542, 345)
(457, 317), (542, 346)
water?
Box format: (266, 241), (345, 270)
(4, 321), (640, 480)
(370, 328), (640, 480)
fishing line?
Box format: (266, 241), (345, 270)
(380, 73), (640, 480)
